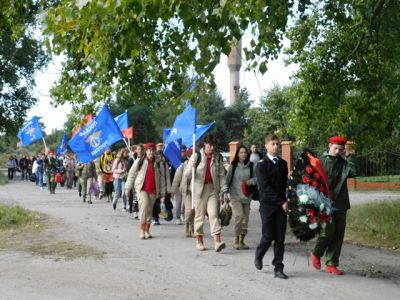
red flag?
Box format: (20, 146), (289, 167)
(72, 114), (93, 137)
(307, 152), (331, 197)
(121, 126), (134, 139)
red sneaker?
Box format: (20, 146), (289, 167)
(326, 265), (344, 275)
(310, 253), (321, 270)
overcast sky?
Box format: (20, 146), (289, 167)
(28, 36), (297, 134)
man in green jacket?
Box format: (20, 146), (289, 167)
(45, 150), (59, 194)
(311, 136), (356, 275)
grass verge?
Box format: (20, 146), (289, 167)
(0, 203), (40, 230)
(0, 172), (7, 185)
(0, 204), (104, 260)
(346, 201), (400, 251)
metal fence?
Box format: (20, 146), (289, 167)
(355, 150), (400, 177)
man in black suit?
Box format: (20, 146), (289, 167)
(254, 134), (289, 279)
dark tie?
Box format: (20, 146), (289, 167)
(273, 158), (278, 164)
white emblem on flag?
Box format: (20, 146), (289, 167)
(25, 126), (36, 140)
(86, 131), (102, 148)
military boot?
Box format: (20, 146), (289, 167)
(139, 224), (146, 239)
(184, 222), (190, 238)
(196, 235), (205, 251)
(145, 224), (152, 239)
(233, 236), (241, 249)
(239, 234), (249, 249)
(214, 234), (226, 252)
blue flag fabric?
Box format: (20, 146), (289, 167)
(114, 112), (128, 130)
(56, 132), (68, 156)
(165, 100), (196, 145)
(164, 121), (215, 149)
(68, 106), (123, 163)
(182, 122), (215, 148)
(163, 139), (182, 170)
(17, 116), (43, 147)
(163, 128), (171, 142)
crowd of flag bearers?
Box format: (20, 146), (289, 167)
(16, 102), (356, 280)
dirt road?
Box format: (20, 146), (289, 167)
(1, 180), (399, 300)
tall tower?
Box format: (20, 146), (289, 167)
(227, 39), (242, 106)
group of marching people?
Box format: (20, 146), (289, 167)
(123, 134), (258, 253)
(18, 132), (355, 280)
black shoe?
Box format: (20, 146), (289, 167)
(79, 191), (81, 197)
(274, 270), (288, 279)
(254, 258), (263, 270)
(88, 200), (92, 204)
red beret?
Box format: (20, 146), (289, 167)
(144, 143), (156, 150)
(329, 136), (347, 145)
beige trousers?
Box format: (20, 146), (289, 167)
(138, 191), (157, 225)
(230, 201), (250, 236)
(81, 177), (93, 202)
(183, 193), (195, 224)
(194, 183), (221, 237)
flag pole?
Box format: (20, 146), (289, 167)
(191, 132), (195, 209)
(42, 137), (48, 151)
(123, 138), (132, 155)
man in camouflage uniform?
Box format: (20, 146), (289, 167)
(45, 150), (58, 194)
(311, 136), (356, 275)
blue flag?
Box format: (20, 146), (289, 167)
(163, 128), (171, 142)
(182, 122), (215, 148)
(68, 105), (123, 163)
(17, 116), (43, 147)
(163, 139), (182, 170)
(164, 121), (215, 149)
(114, 112), (128, 130)
(165, 100), (196, 145)
(56, 132), (68, 156)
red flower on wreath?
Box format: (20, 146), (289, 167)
(305, 166), (313, 174)
(319, 212), (328, 224)
(306, 209), (317, 223)
(303, 176), (311, 184)
(311, 181), (319, 188)
(319, 186), (325, 193)
(313, 173), (321, 180)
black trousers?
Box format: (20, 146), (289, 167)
(8, 168), (14, 179)
(128, 190), (139, 213)
(255, 202), (287, 271)
(152, 193), (173, 220)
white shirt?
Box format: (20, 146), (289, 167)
(267, 153), (279, 164)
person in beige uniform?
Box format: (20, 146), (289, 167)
(184, 135), (229, 252)
(76, 161), (97, 204)
(125, 143), (166, 239)
(171, 149), (194, 237)
(225, 145), (257, 249)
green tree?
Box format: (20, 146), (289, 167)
(244, 84), (293, 147)
(0, 0), (51, 136)
(44, 0), (303, 113)
(285, 0), (400, 150)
